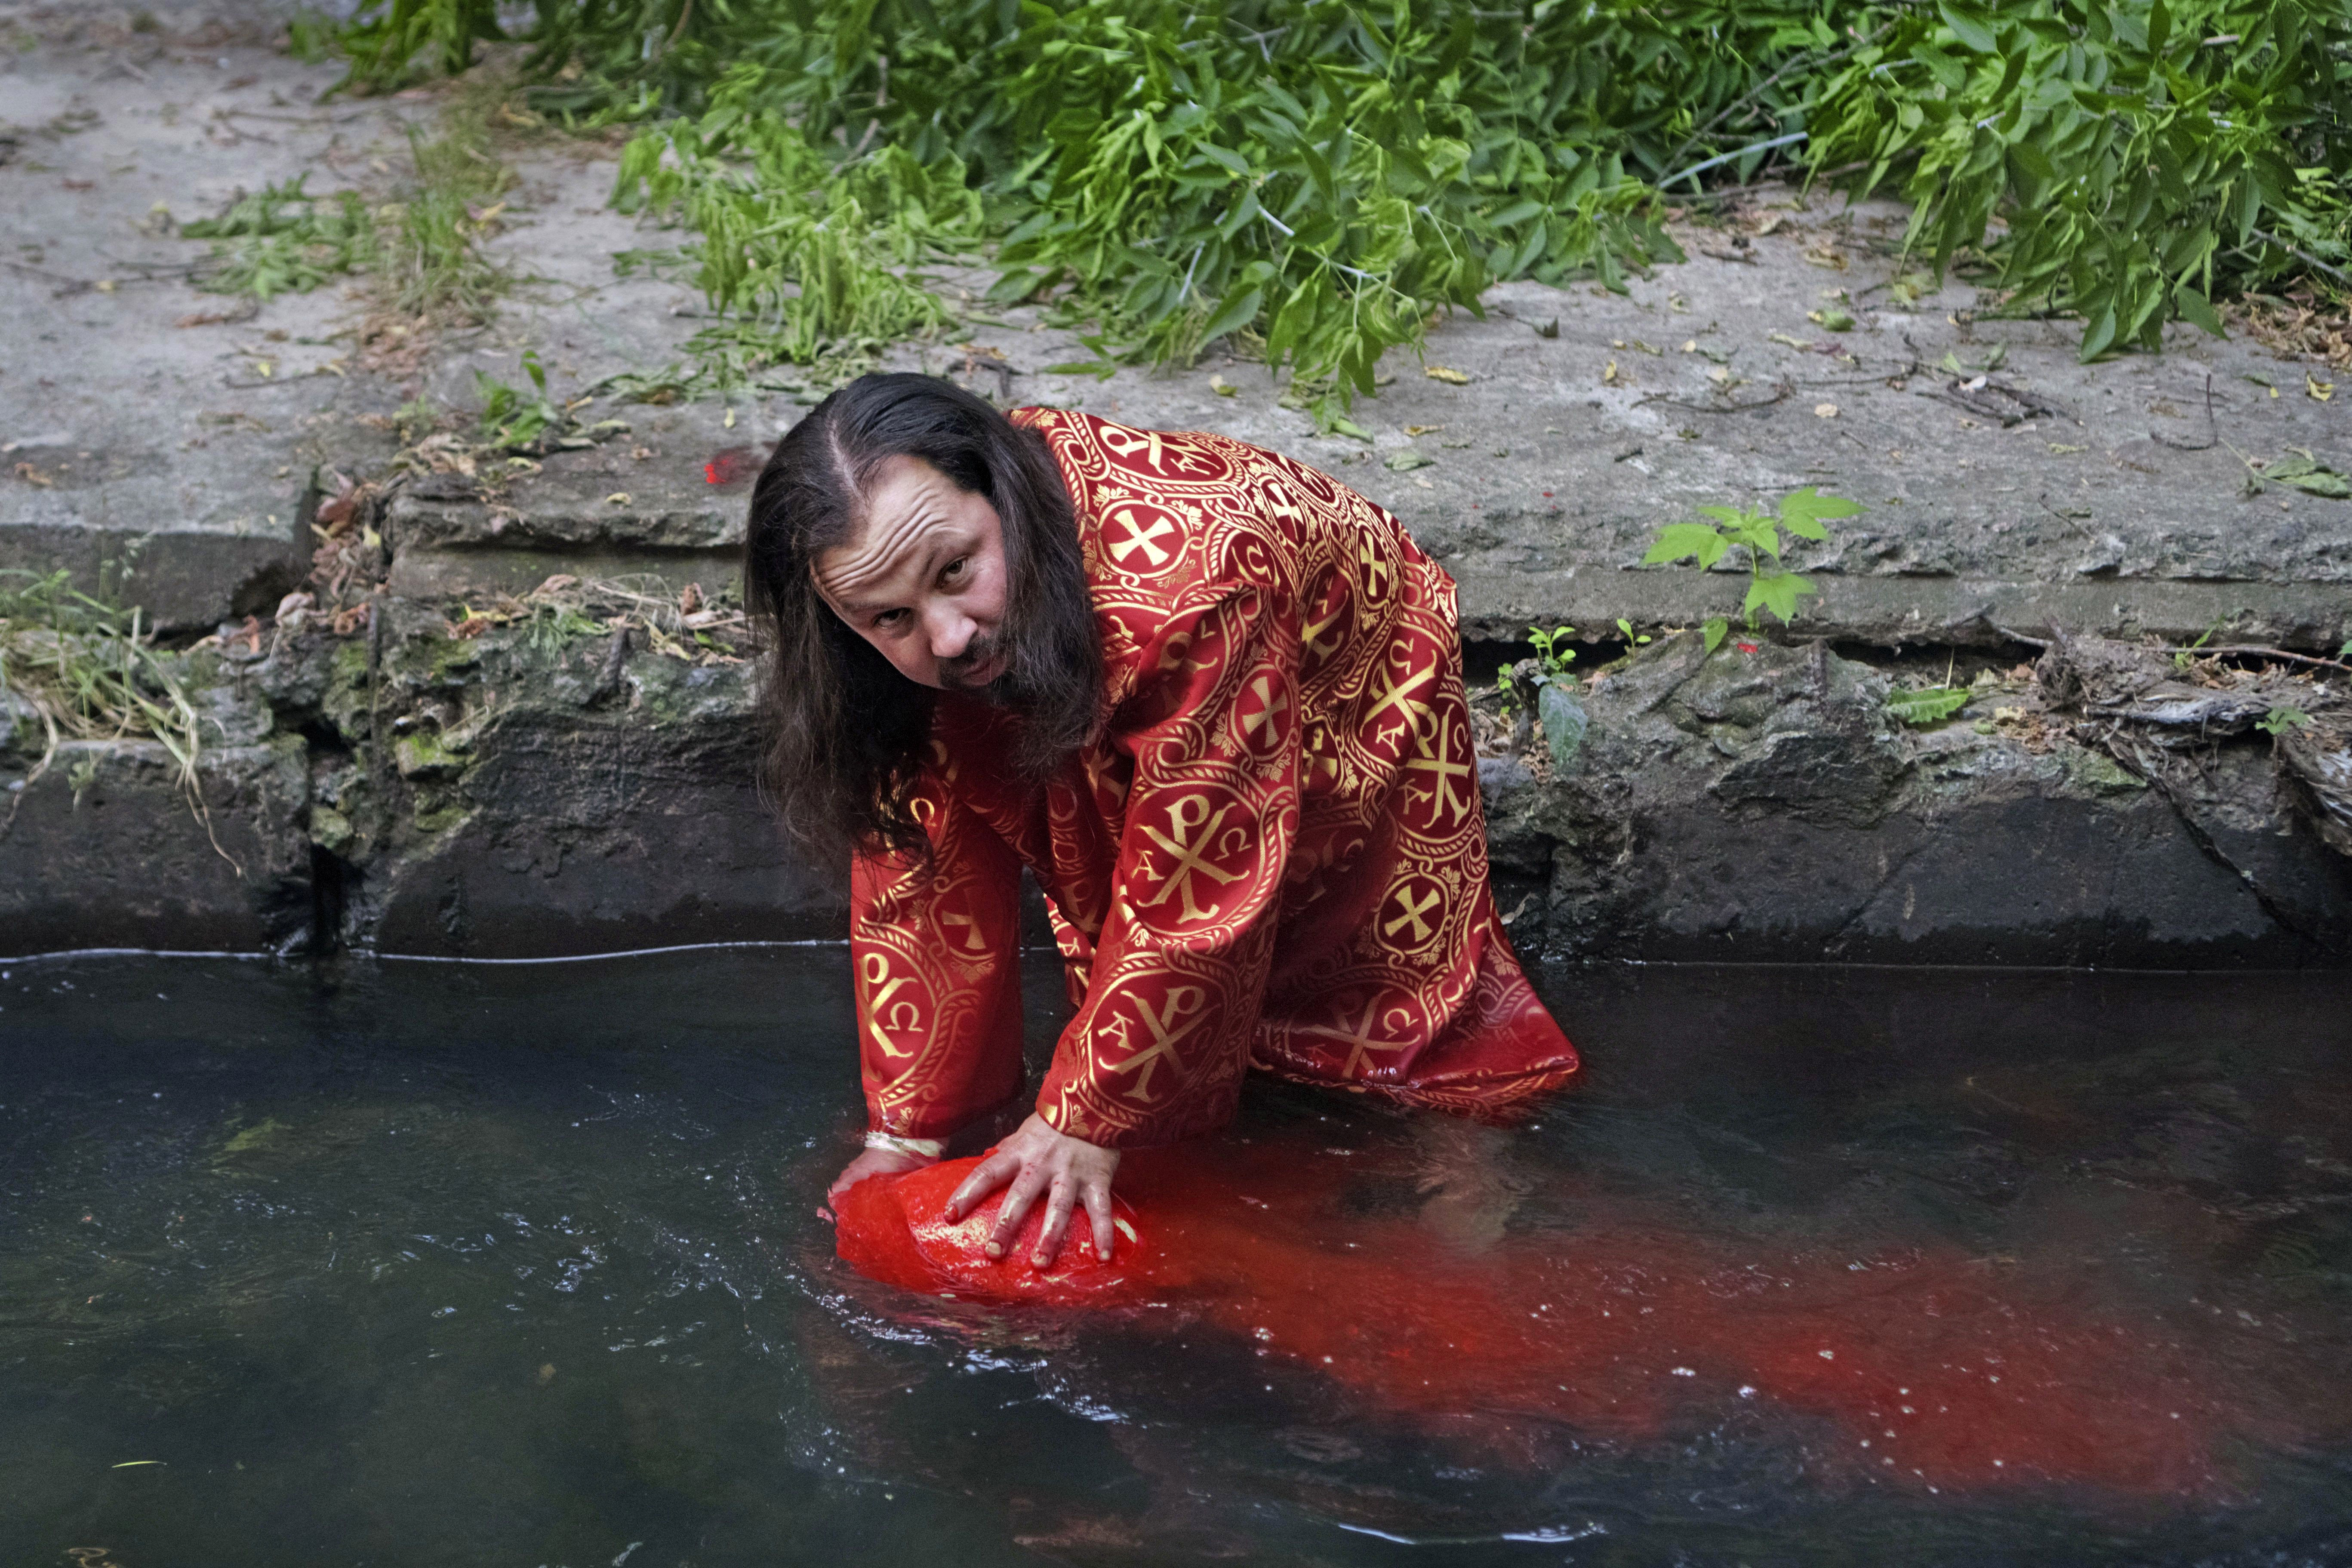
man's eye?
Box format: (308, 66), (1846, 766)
(942, 556), (968, 580)
(874, 609), (906, 629)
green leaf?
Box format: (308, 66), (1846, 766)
(1887, 686), (1973, 726)
(1643, 523), (1730, 567)
(1939, 3), (1998, 55)
(2262, 453), (2352, 498)
(1041, 360), (1119, 379)
(2079, 304), (2119, 363)
(1744, 570), (1816, 625)
(2173, 283), (2226, 339)
(1702, 617), (1729, 655)
(1383, 450), (1436, 471)
(1197, 285), (1264, 345)
(1777, 487), (1864, 538)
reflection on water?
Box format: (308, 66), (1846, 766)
(1, 952), (2348, 1566)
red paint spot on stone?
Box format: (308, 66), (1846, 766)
(704, 446), (761, 487)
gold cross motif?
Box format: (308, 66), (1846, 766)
(1106, 506), (1177, 568)
(939, 908), (990, 952)
(1402, 711), (1475, 827)
(1133, 793), (1249, 924)
(1105, 984), (1207, 1102)
(1238, 673), (1290, 750)
(1303, 724), (1341, 789)
(1363, 655), (1436, 737)
(1294, 993), (1415, 1078)
(1382, 881), (1444, 946)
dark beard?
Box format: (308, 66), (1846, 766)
(937, 586), (1099, 783)
(938, 631), (1009, 698)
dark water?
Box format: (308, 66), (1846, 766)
(2, 950), (2349, 1567)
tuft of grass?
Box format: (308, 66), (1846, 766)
(382, 90), (514, 320)
(177, 78), (517, 325)
(0, 569), (231, 866)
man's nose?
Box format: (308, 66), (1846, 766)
(924, 602), (976, 662)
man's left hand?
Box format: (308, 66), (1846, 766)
(945, 1113), (1120, 1268)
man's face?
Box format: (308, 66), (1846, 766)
(812, 454), (1013, 692)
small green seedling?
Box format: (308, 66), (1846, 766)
(1615, 618), (1652, 646)
(2173, 617), (2226, 672)
(1642, 487), (1862, 653)
(476, 349), (562, 450)
(2256, 705), (2312, 736)
(1496, 624), (1576, 724)
(1887, 687), (1971, 727)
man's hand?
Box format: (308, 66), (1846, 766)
(945, 1113), (1121, 1268)
(827, 1146), (933, 1208)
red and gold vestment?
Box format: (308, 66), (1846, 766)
(852, 409), (1576, 1148)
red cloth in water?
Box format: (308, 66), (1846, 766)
(835, 1144), (2297, 1498)
(834, 1156), (1151, 1304)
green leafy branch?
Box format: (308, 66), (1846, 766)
(1642, 487), (1862, 653)
(181, 176), (378, 299)
(1807, 0), (2352, 360)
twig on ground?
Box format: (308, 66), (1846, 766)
(2149, 372), (2220, 451)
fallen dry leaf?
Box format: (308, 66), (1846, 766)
(1424, 365), (1470, 385)
(1814, 402), (1840, 419)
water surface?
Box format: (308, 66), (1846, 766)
(3, 952), (2348, 1565)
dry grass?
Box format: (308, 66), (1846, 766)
(2230, 288), (2352, 370)
(0, 570), (232, 866)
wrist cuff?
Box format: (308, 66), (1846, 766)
(864, 1131), (945, 1161)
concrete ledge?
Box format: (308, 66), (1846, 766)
(7, 624), (2343, 964)
(0, 518), (310, 636)
(0, 735), (312, 953)
(1484, 638), (2352, 966)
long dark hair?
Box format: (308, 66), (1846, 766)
(743, 373), (1102, 867)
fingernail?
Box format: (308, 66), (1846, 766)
(985, 1243), (1003, 1258)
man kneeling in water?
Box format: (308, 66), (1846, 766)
(744, 374), (1577, 1267)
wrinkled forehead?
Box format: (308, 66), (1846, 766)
(810, 459), (956, 601)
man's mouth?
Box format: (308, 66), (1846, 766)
(943, 644), (1008, 690)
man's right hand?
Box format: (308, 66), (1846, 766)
(827, 1146), (933, 1208)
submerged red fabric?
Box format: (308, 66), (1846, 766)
(852, 411), (1576, 1152)
(835, 1143), (2294, 1498)
(834, 1156), (1151, 1304)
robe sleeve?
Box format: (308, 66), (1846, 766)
(1036, 581), (1302, 1148)
(851, 767), (1026, 1143)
